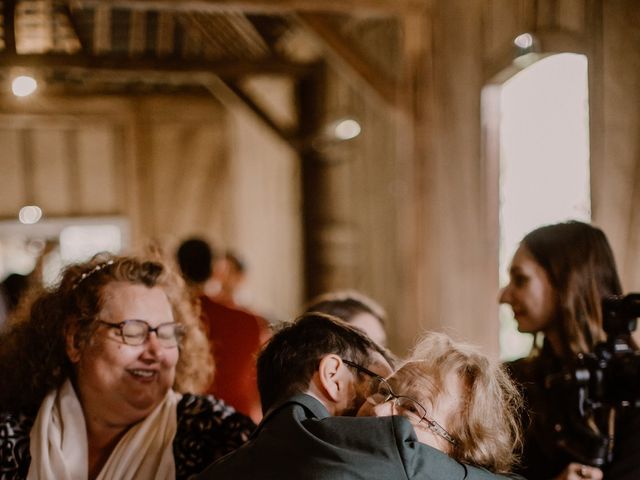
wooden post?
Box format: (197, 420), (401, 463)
(2, 0), (16, 54)
(297, 62), (328, 299)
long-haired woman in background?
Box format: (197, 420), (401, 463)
(500, 221), (640, 480)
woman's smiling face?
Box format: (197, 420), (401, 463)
(69, 282), (179, 426)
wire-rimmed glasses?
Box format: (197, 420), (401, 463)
(342, 358), (457, 446)
(98, 319), (184, 347)
(342, 359), (388, 397)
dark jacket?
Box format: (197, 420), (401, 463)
(196, 393), (521, 480)
(508, 344), (640, 480)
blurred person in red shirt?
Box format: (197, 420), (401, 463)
(177, 238), (270, 423)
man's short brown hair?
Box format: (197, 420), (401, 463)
(257, 313), (390, 413)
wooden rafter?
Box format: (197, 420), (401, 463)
(222, 79), (298, 147)
(93, 3), (111, 54)
(129, 9), (147, 56)
(68, 0), (427, 15)
(0, 52), (312, 78)
(297, 13), (398, 107)
(60, 3), (87, 53)
(2, 0), (17, 53)
(155, 10), (174, 56)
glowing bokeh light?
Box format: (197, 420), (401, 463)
(514, 33), (534, 49)
(333, 119), (361, 141)
(11, 75), (38, 97)
(18, 206), (43, 224)
(498, 53), (591, 360)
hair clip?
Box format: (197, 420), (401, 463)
(72, 260), (115, 290)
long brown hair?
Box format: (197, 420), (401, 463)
(0, 253), (212, 414)
(522, 221), (622, 357)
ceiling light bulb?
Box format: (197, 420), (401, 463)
(18, 205), (43, 224)
(514, 33), (534, 49)
(333, 119), (361, 141)
(12, 75), (38, 97)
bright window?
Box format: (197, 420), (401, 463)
(487, 53), (591, 360)
(0, 217), (129, 287)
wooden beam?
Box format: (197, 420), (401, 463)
(298, 12), (398, 107)
(94, 3), (112, 55)
(129, 9), (147, 56)
(393, 11), (432, 348)
(0, 52), (312, 78)
(2, 0), (16, 54)
(201, 75), (303, 153)
(68, 0), (426, 15)
(60, 3), (88, 54)
(221, 80), (298, 147)
(296, 63), (329, 298)
(156, 11), (175, 56)
(20, 129), (35, 205)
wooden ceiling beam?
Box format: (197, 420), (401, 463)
(0, 52), (313, 78)
(298, 13), (398, 107)
(202, 75), (304, 152)
(60, 3), (88, 54)
(156, 11), (175, 56)
(2, 0), (17, 54)
(222, 80), (299, 147)
(93, 4), (112, 54)
(129, 9), (147, 55)
(68, 0), (426, 15)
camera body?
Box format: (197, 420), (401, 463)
(546, 293), (640, 466)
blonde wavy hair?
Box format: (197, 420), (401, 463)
(0, 253), (212, 414)
(390, 332), (522, 473)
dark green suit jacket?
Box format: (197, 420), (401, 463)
(196, 394), (523, 480)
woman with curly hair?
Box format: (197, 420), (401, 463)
(358, 331), (523, 475)
(0, 253), (255, 480)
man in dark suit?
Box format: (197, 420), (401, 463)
(196, 314), (518, 480)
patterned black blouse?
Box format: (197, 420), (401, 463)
(0, 393), (255, 480)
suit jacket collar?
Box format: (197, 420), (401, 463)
(253, 393), (328, 438)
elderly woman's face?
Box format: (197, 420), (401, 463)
(357, 366), (462, 453)
(69, 282), (179, 426)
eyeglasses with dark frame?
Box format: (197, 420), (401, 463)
(97, 319), (184, 348)
(342, 358), (457, 446)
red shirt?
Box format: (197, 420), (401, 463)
(200, 296), (269, 423)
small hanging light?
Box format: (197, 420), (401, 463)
(18, 205), (43, 224)
(11, 75), (38, 97)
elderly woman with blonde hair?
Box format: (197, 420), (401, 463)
(358, 331), (523, 474)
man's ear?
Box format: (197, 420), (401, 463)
(317, 354), (347, 403)
(65, 326), (82, 364)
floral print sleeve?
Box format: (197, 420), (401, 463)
(174, 394), (255, 480)
(0, 412), (33, 480)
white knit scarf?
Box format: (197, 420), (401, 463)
(27, 379), (181, 480)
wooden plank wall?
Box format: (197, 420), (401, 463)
(315, 0), (638, 357)
(594, 0), (640, 294)
(397, 0), (604, 356)
(0, 99), (127, 218)
(0, 93), (303, 322)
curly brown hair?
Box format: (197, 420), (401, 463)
(0, 253), (212, 415)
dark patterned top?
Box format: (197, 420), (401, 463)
(0, 393), (255, 480)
